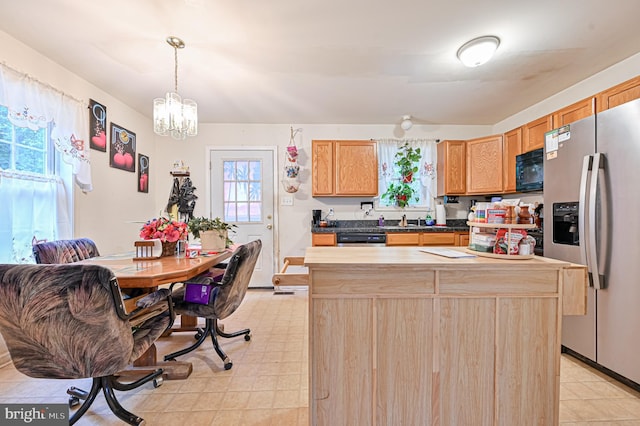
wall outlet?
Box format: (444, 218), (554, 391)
(280, 196), (294, 206)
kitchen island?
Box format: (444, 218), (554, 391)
(305, 246), (587, 426)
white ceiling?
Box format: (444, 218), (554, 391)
(2, 0), (640, 126)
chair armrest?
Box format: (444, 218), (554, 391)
(127, 288), (175, 330)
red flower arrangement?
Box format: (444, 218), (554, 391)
(139, 217), (188, 243)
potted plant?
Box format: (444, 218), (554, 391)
(381, 142), (422, 208)
(188, 216), (237, 251)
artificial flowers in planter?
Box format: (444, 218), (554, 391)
(381, 142), (422, 208)
(139, 217), (188, 256)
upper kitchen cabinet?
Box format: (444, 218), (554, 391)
(466, 135), (504, 195)
(436, 140), (466, 196)
(502, 127), (522, 193)
(596, 75), (640, 113)
(312, 140), (334, 195)
(312, 140), (378, 196)
(552, 97), (595, 127)
(522, 115), (552, 153)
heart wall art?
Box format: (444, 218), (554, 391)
(138, 154), (149, 193)
(109, 123), (136, 172)
(89, 99), (107, 151)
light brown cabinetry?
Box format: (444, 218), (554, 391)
(386, 232), (456, 246)
(466, 134), (504, 195)
(420, 232), (456, 246)
(312, 140), (378, 196)
(311, 233), (336, 246)
(522, 115), (552, 153)
(502, 127), (522, 193)
(456, 232), (470, 247)
(306, 247), (588, 426)
(386, 233), (420, 246)
(596, 75), (640, 113)
(552, 97), (595, 127)
(436, 140), (466, 196)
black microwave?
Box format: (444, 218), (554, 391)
(516, 148), (543, 192)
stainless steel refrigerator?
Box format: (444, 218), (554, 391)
(544, 97), (640, 386)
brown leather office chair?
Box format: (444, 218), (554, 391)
(163, 239), (262, 370)
(0, 263), (174, 425)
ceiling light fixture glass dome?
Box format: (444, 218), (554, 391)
(457, 36), (500, 68)
(400, 115), (413, 131)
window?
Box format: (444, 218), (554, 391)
(377, 139), (437, 212)
(0, 106), (51, 174)
(222, 160), (263, 222)
(0, 105), (73, 263)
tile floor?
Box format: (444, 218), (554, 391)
(1, 288), (640, 425)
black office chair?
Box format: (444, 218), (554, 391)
(163, 239), (262, 370)
(0, 263), (174, 425)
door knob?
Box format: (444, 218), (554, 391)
(267, 214), (272, 219)
(266, 224), (273, 230)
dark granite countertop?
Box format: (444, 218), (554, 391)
(312, 219), (469, 234)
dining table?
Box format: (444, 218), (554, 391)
(78, 249), (232, 379)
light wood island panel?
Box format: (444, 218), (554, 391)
(305, 246), (587, 426)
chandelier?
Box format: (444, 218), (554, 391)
(153, 36), (198, 140)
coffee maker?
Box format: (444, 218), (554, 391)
(312, 210), (322, 226)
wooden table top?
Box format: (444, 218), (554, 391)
(79, 251), (233, 288)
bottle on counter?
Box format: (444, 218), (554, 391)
(378, 215), (385, 226)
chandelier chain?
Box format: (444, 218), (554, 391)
(173, 45), (179, 93)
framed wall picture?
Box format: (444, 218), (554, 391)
(89, 99), (107, 151)
(109, 123), (136, 172)
(138, 154), (149, 193)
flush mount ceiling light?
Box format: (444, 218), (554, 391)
(457, 36), (500, 68)
(153, 36), (198, 140)
(400, 115), (413, 131)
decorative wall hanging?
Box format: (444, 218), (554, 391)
(109, 123), (136, 172)
(138, 154), (149, 193)
(282, 126), (301, 193)
(89, 99), (107, 151)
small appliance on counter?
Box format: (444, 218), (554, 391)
(312, 209), (322, 226)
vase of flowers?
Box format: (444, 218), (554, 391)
(139, 217), (188, 256)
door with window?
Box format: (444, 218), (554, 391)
(210, 149), (275, 287)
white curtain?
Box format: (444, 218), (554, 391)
(376, 138), (437, 210)
(0, 63), (92, 191)
(0, 172), (72, 263)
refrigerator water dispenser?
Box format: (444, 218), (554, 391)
(552, 202), (580, 246)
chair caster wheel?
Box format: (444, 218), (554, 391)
(194, 332), (202, 340)
(68, 396), (80, 408)
(244, 334), (251, 341)
(153, 377), (163, 388)
(224, 361), (233, 370)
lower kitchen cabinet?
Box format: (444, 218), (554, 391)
(306, 248), (585, 426)
(386, 233), (420, 246)
(312, 233), (336, 246)
(386, 232), (458, 246)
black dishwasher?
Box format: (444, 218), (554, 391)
(336, 233), (386, 246)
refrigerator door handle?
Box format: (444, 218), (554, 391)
(589, 153), (604, 290)
(579, 155), (592, 274)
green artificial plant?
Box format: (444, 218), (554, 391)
(381, 142), (422, 208)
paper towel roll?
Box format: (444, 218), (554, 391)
(435, 204), (447, 226)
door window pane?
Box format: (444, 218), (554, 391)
(222, 159), (263, 223)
